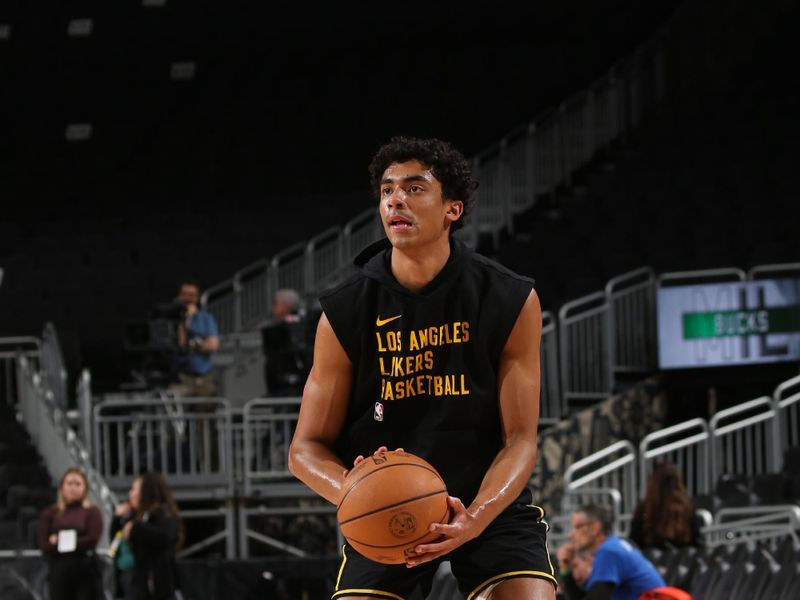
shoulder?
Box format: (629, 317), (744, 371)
(318, 272), (369, 302)
(467, 252), (535, 287)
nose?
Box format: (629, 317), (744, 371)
(384, 187), (407, 210)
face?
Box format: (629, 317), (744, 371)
(61, 472), (86, 503)
(178, 284), (200, 308)
(379, 160), (463, 250)
(129, 478), (142, 510)
(569, 511), (600, 550)
(272, 298), (290, 320)
(572, 552), (594, 586)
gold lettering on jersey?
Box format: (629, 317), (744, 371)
(376, 320), (472, 402)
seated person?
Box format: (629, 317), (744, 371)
(629, 461), (701, 549)
(171, 280), (219, 397)
(557, 504), (665, 600)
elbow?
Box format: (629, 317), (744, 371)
(287, 441), (301, 478)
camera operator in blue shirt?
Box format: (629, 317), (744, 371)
(172, 280), (219, 397)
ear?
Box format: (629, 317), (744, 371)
(444, 199), (464, 224)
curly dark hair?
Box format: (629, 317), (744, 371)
(368, 136), (475, 232)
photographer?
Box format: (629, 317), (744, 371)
(171, 280), (219, 398)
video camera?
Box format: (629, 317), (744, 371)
(122, 301), (187, 389)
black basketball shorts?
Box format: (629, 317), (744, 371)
(332, 502), (557, 600)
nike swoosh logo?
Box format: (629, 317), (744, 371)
(375, 314), (402, 327)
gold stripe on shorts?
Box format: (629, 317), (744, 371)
(467, 570), (559, 599)
(332, 589), (405, 600)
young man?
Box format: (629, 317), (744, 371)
(557, 505), (665, 600)
(288, 137), (555, 600)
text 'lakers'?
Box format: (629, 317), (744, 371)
(376, 321), (472, 401)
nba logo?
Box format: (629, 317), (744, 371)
(374, 402), (384, 422)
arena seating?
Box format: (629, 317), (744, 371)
(644, 538), (800, 600)
(0, 404), (54, 550)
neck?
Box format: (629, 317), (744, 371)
(590, 534), (608, 552)
(390, 235), (452, 293)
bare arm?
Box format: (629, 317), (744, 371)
(409, 289), (543, 565)
(287, 313), (354, 505)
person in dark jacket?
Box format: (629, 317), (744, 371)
(37, 467), (103, 600)
(112, 472), (183, 600)
(629, 461), (701, 550)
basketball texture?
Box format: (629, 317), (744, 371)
(337, 450), (449, 564)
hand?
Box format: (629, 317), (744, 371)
(49, 534), (57, 545)
(557, 542), (575, 569)
(405, 496), (480, 568)
(341, 446), (404, 479)
(122, 520), (134, 540)
(115, 502), (132, 517)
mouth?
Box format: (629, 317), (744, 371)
(388, 215), (414, 231)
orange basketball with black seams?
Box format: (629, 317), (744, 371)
(337, 450), (449, 564)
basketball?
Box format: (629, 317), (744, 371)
(337, 450), (450, 564)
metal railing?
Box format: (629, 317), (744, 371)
(76, 368), (93, 457)
(93, 396), (234, 499)
(237, 258), (271, 330)
(563, 440), (638, 516)
(709, 396), (778, 485)
(0, 336), (40, 406)
(305, 227), (344, 294)
(559, 291), (611, 404)
(40, 323), (68, 411)
(773, 374), (800, 470)
(639, 418), (711, 497)
(539, 311), (561, 424)
(703, 505), (800, 547)
(606, 267), (657, 376)
(16, 356), (118, 547)
(241, 397), (301, 496)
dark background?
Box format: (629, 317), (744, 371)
(1, 0), (797, 400)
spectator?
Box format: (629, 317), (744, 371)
(37, 467), (103, 600)
(629, 461), (701, 550)
(112, 472), (183, 600)
(271, 288), (302, 323)
(171, 280), (219, 397)
(557, 504), (665, 600)
(262, 288), (311, 396)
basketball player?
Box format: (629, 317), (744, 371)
(289, 137), (555, 600)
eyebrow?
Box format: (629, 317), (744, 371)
(381, 174), (432, 185)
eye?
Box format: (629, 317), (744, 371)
(409, 184), (423, 193)
(381, 187), (392, 196)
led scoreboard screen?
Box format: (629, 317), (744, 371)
(657, 278), (800, 369)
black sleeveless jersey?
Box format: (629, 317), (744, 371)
(318, 238), (536, 504)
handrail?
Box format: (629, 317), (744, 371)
(657, 267), (746, 287)
(605, 266), (655, 295)
(748, 261), (800, 280)
(638, 418), (710, 497)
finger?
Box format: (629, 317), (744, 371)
(395, 447), (405, 453)
(373, 446), (388, 455)
(353, 455), (365, 466)
(406, 540), (455, 567)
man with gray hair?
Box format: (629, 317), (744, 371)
(557, 504), (665, 600)
(272, 288), (301, 322)
(262, 288), (310, 396)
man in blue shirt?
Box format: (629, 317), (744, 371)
(172, 280), (219, 397)
(557, 504), (665, 600)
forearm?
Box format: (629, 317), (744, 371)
(466, 435), (538, 533)
(288, 439), (347, 505)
